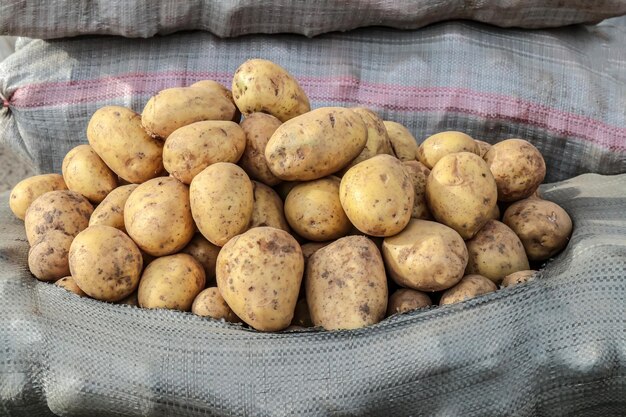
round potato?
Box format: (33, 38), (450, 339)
(239, 113), (283, 186)
(475, 140), (492, 158)
(192, 287), (240, 322)
(163, 121), (246, 184)
(440, 274), (497, 305)
(216, 227), (304, 332)
(265, 107), (367, 181)
(55, 276), (86, 297)
(386, 289), (432, 317)
(249, 181), (290, 232)
(501, 270), (537, 288)
(190, 80), (241, 122)
(291, 298), (313, 327)
(181, 234), (220, 287)
(417, 131), (480, 169)
(403, 160), (431, 220)
(503, 198), (572, 261)
(284, 177), (351, 241)
(382, 219), (468, 292)
(9, 174), (67, 220)
(340, 154), (414, 237)
(62, 144), (117, 203)
(190, 163), (254, 247)
(232, 59), (310, 122)
(425, 152), (498, 239)
(339, 108), (392, 174)
(383, 121), (418, 161)
(306, 236), (387, 330)
(69, 225), (143, 301)
(28, 230), (73, 282)
(89, 184), (138, 232)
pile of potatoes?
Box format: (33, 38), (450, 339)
(9, 59), (573, 332)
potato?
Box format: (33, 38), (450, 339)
(475, 140), (492, 158)
(291, 298), (313, 327)
(425, 152), (498, 239)
(249, 181), (290, 232)
(305, 236), (387, 330)
(191, 287), (240, 322)
(417, 131), (480, 169)
(118, 292), (139, 306)
(181, 234), (220, 287)
(484, 139), (546, 202)
(340, 154), (414, 237)
(24, 190), (93, 245)
(488, 202), (501, 221)
(163, 121), (246, 184)
(141, 87), (237, 139)
(9, 174), (67, 220)
(231, 59), (310, 122)
(190, 163), (254, 247)
(124, 177), (195, 256)
(55, 276), (86, 297)
(339, 108), (392, 173)
(69, 225), (143, 301)
(465, 220), (530, 284)
(501, 270), (537, 288)
(190, 80), (241, 122)
(87, 106), (164, 184)
(503, 198), (572, 261)
(265, 107), (367, 181)
(284, 177), (351, 241)
(62, 144), (117, 203)
(382, 219), (468, 292)
(138, 254), (206, 311)
(301, 242), (331, 263)
(238, 113), (283, 186)
(383, 121), (418, 161)
(28, 230), (73, 282)
(440, 274), (497, 305)
(386, 289), (432, 316)
(403, 160), (431, 220)
(89, 184), (138, 232)
(216, 227), (304, 331)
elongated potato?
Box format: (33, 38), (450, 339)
(87, 106), (164, 184)
(403, 160), (431, 220)
(9, 174), (67, 220)
(384, 121), (418, 161)
(62, 144), (117, 203)
(387, 289), (432, 316)
(417, 131), (480, 169)
(249, 181), (290, 232)
(339, 108), (392, 173)
(190, 80), (241, 122)
(239, 113), (283, 186)
(191, 287), (240, 322)
(439, 274), (497, 306)
(89, 184), (138, 232)
(28, 230), (73, 282)
(55, 276), (86, 297)
(265, 107), (367, 181)
(181, 234), (220, 287)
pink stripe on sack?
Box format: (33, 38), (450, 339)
(9, 72), (626, 151)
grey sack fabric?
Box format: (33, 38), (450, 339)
(1, 173), (626, 416)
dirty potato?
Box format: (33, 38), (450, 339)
(417, 131), (480, 169)
(28, 230), (73, 282)
(9, 174), (67, 220)
(181, 234), (221, 287)
(191, 287), (240, 322)
(55, 276), (87, 297)
(403, 160), (431, 220)
(439, 274), (497, 306)
(89, 184), (138, 232)
(339, 108), (393, 173)
(249, 181), (290, 232)
(238, 113), (283, 186)
(383, 121), (418, 161)
(386, 289), (432, 316)
(501, 270), (537, 288)
(62, 144), (117, 203)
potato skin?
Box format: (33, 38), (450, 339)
(475, 140), (492, 158)
(192, 287), (239, 322)
(339, 108), (393, 173)
(340, 154), (414, 237)
(232, 59), (310, 122)
(247, 181), (290, 232)
(403, 160), (432, 220)
(87, 106), (164, 184)
(501, 270), (537, 288)
(265, 107), (368, 181)
(383, 121), (418, 161)
(89, 184), (138, 232)
(62, 144), (117, 203)
(9, 174), (67, 220)
(138, 254), (206, 311)
(238, 113), (283, 186)
(386, 289), (432, 317)
(439, 274), (497, 306)
(55, 276), (86, 297)
(306, 236), (387, 330)
(216, 227), (304, 332)
(69, 225), (143, 301)
(417, 131), (480, 169)
(124, 177), (195, 256)
(181, 234), (220, 287)
(190, 80), (241, 122)
(28, 230), (73, 282)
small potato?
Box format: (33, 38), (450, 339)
(306, 236), (387, 330)
(339, 108), (392, 173)
(284, 177), (351, 241)
(340, 154), (414, 237)
(301, 242), (331, 263)
(386, 289), (432, 317)
(181, 234), (220, 287)
(503, 198), (572, 261)
(465, 220), (530, 284)
(9, 174), (67, 220)
(28, 231), (73, 282)
(291, 299), (313, 327)
(265, 107), (367, 181)
(417, 131), (480, 169)
(383, 121), (418, 161)
(232, 59), (310, 122)
(55, 276), (86, 297)
(190, 80), (241, 122)
(440, 274), (497, 306)
(403, 160), (431, 220)
(62, 144), (117, 203)
(238, 113), (283, 186)
(249, 181), (290, 232)
(501, 270), (537, 288)
(426, 152), (498, 239)
(192, 287), (240, 322)
(87, 106), (164, 184)
(89, 184), (138, 232)
(139, 254), (206, 311)
(69, 225), (143, 301)
(484, 139), (546, 202)
(216, 227), (304, 332)
(124, 177), (195, 256)
(163, 121), (246, 184)
(24, 190), (93, 245)
(190, 163), (254, 247)
(382, 219), (468, 292)
(475, 140), (492, 158)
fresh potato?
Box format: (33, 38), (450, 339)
(181, 234), (220, 287)
(383, 121), (418, 161)
(249, 181), (290, 232)
(501, 270), (537, 288)
(69, 225), (143, 301)
(89, 184), (138, 232)
(163, 121), (246, 184)
(417, 131), (480, 169)
(55, 276), (86, 297)
(265, 107), (367, 181)
(291, 298), (313, 327)
(231, 59), (310, 122)
(340, 154), (414, 237)
(426, 152), (498, 239)
(238, 113), (283, 186)
(216, 227), (304, 332)
(62, 144), (117, 203)
(484, 139), (546, 202)
(28, 230), (73, 282)
(191, 287), (240, 322)
(124, 177), (195, 256)
(465, 220), (530, 284)
(190, 163), (254, 247)
(9, 174), (67, 220)
(301, 242), (331, 263)
(439, 274), (497, 306)
(403, 160), (431, 220)
(190, 80), (241, 122)
(284, 177), (351, 241)
(386, 289), (432, 316)
(339, 108), (392, 173)
(24, 190), (93, 246)
(475, 140), (492, 158)
(306, 236), (387, 330)
(87, 106), (164, 184)
(382, 219), (468, 292)
(503, 198), (572, 261)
